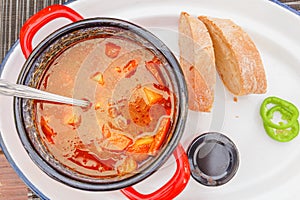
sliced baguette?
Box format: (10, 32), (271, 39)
(179, 12), (216, 112)
(198, 16), (267, 96)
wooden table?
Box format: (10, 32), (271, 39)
(0, 0), (299, 199)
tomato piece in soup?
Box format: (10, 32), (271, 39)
(65, 114), (82, 129)
(101, 133), (133, 152)
(149, 117), (171, 155)
(145, 57), (165, 85)
(90, 72), (105, 85)
(143, 87), (164, 105)
(40, 116), (56, 144)
(117, 156), (137, 175)
(127, 136), (154, 154)
(129, 95), (151, 127)
(124, 59), (138, 78)
(105, 42), (121, 58)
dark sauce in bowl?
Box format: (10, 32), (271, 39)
(196, 141), (231, 178)
(187, 132), (239, 186)
(34, 36), (175, 179)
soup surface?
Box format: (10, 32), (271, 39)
(35, 35), (175, 178)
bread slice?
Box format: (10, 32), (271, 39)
(198, 16), (267, 96)
(179, 12), (216, 112)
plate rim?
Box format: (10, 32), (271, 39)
(270, 0), (300, 16)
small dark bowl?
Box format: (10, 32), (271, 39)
(187, 132), (239, 186)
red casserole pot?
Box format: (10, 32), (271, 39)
(14, 4), (190, 200)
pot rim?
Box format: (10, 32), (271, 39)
(14, 17), (188, 191)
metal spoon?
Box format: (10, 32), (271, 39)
(0, 79), (90, 107)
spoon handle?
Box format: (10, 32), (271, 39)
(0, 79), (89, 107)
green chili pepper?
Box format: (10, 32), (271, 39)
(263, 105), (299, 142)
(263, 122), (299, 142)
(260, 96), (299, 129)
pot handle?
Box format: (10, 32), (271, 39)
(20, 5), (83, 59)
(121, 144), (190, 200)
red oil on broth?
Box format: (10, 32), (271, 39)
(34, 36), (176, 178)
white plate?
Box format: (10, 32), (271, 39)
(1, 0), (300, 199)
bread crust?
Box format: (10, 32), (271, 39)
(198, 16), (267, 95)
(179, 12), (216, 112)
